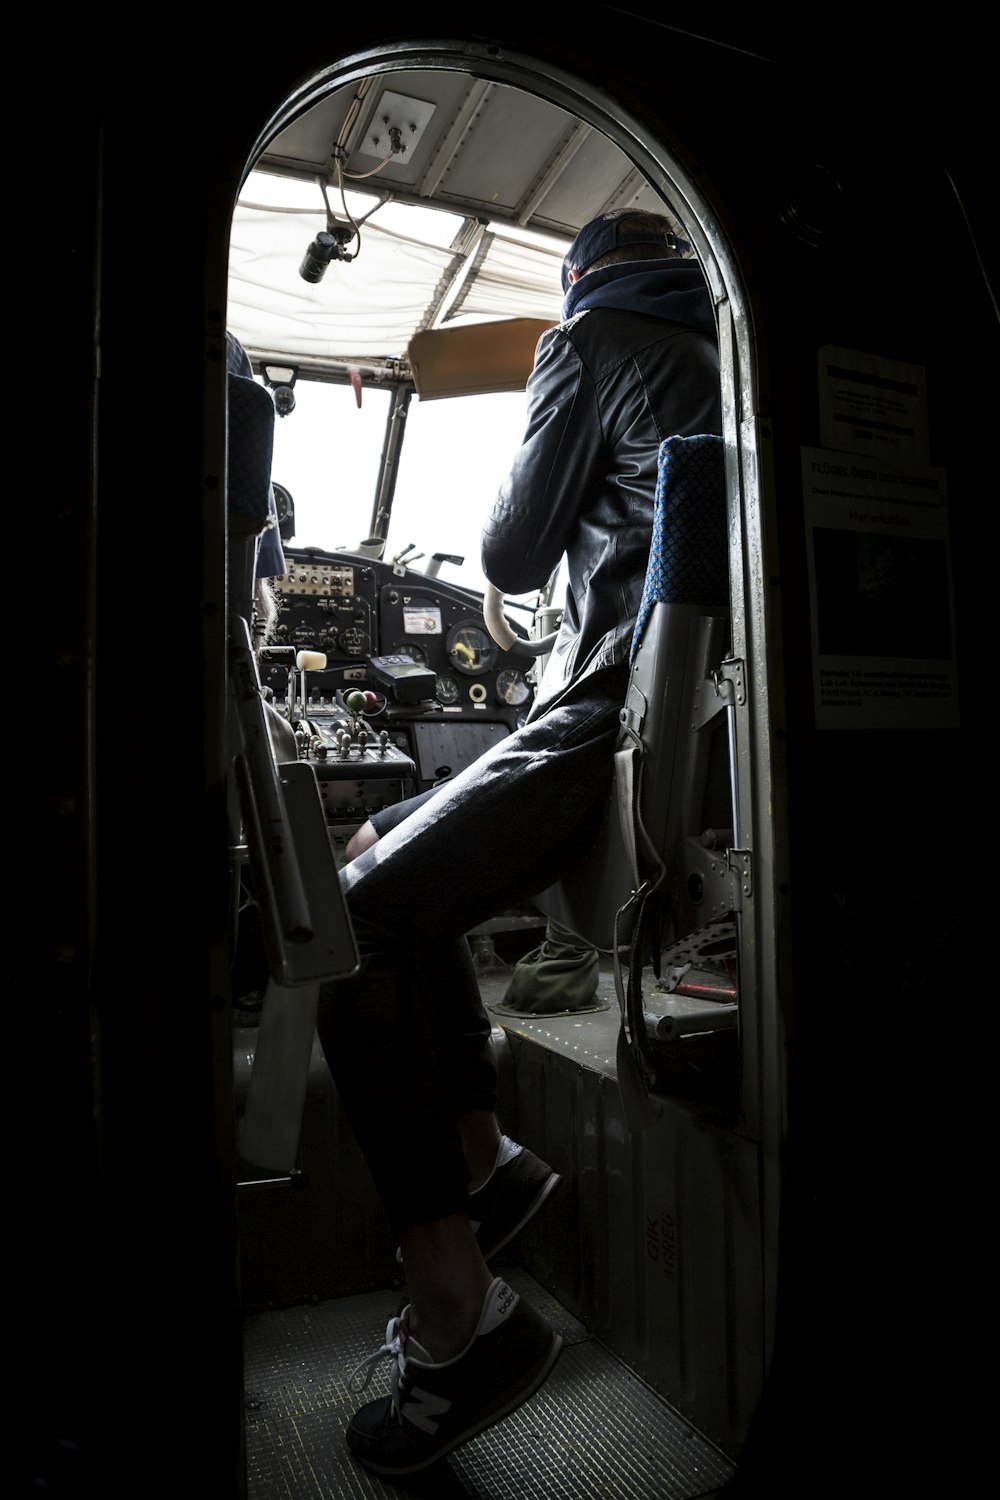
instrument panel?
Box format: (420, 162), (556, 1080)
(257, 546), (538, 820)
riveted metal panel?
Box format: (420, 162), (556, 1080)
(500, 1023), (763, 1460)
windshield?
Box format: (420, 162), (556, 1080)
(269, 378), (533, 596)
(231, 165), (568, 600)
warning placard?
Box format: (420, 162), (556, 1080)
(818, 346), (928, 465)
(802, 447), (958, 729)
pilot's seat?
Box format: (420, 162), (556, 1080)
(227, 368), (279, 627)
(533, 433), (742, 1114)
(226, 365), (358, 1174)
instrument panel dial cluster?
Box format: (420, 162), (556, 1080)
(260, 548), (539, 804)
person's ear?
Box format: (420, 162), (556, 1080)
(566, 268), (581, 285)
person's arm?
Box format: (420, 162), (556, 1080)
(255, 496), (287, 580)
(480, 327), (605, 595)
(226, 330), (254, 378)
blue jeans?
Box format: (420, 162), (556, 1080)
(315, 670), (625, 1234)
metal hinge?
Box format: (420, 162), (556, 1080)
(728, 847), (752, 903)
(716, 656), (746, 706)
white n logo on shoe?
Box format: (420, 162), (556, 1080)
(402, 1385), (452, 1434)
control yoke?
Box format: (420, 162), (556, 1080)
(482, 583), (558, 657)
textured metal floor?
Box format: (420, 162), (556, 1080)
(243, 1266), (737, 1499)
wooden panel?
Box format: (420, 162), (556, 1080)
(408, 319), (554, 399)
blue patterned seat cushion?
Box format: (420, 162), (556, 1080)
(630, 433), (729, 664)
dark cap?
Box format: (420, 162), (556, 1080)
(561, 210), (689, 292)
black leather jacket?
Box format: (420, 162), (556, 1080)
(481, 303), (721, 716)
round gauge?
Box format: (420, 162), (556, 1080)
(446, 623), (497, 676)
(496, 668), (531, 707)
(393, 641), (428, 667)
(271, 482), (294, 525)
(338, 627), (371, 657)
(435, 674), (461, 706)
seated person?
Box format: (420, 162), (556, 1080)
(353, 807), (601, 1016)
(316, 210), (722, 1478)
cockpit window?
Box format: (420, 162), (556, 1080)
(269, 378), (390, 553)
(379, 390), (531, 593)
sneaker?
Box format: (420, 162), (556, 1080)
(395, 1139), (561, 1267)
(469, 1141), (562, 1260)
(346, 1277), (562, 1475)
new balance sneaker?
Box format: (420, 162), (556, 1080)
(469, 1140), (561, 1260)
(346, 1277), (562, 1475)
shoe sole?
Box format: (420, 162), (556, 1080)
(350, 1330), (563, 1476)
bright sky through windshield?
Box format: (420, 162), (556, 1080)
(270, 378), (535, 599)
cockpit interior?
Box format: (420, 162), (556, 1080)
(30, 18), (982, 1500)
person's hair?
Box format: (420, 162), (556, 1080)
(252, 576), (280, 651)
(584, 211), (684, 276)
(585, 240), (681, 275)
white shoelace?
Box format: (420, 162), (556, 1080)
(348, 1314), (407, 1402)
(347, 1313), (429, 1420)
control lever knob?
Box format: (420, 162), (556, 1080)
(295, 650), (327, 671)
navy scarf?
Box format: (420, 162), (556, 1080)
(560, 258), (716, 339)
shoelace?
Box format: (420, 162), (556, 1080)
(347, 1314), (410, 1416)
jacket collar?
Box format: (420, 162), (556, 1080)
(560, 258), (716, 339)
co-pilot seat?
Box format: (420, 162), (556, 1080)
(226, 368), (358, 1174)
(227, 369), (279, 635)
(533, 434), (742, 1117)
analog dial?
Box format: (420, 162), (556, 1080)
(435, 675), (461, 705)
(496, 668), (531, 706)
(447, 623), (497, 675)
(393, 641), (429, 667)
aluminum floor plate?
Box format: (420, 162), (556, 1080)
(244, 1268), (737, 1499)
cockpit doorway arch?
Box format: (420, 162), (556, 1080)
(227, 31), (789, 1481)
